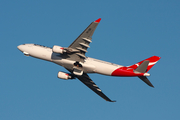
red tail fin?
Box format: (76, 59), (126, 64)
(127, 56), (161, 72)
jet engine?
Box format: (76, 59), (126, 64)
(52, 45), (65, 54)
(57, 71), (74, 80)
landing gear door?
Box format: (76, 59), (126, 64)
(73, 67), (83, 76)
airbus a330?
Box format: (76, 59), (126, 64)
(17, 18), (161, 102)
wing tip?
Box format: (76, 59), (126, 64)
(105, 99), (116, 102)
(111, 100), (116, 102)
(95, 18), (101, 23)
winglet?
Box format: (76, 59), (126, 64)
(95, 18), (101, 23)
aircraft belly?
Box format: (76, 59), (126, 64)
(53, 59), (96, 73)
(29, 47), (52, 61)
(82, 63), (95, 73)
(52, 59), (74, 69)
(85, 58), (120, 76)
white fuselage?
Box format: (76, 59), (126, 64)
(18, 44), (123, 76)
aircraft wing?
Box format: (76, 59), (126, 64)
(66, 69), (115, 102)
(76, 73), (116, 102)
(66, 18), (101, 62)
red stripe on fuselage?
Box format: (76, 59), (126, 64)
(111, 67), (144, 77)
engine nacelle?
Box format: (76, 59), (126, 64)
(52, 45), (65, 54)
(57, 71), (73, 80)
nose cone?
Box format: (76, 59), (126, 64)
(17, 45), (24, 52)
(17, 44), (31, 56)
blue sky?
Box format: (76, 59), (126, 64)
(1, 0), (180, 119)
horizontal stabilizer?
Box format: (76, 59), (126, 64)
(135, 60), (149, 73)
(138, 76), (154, 87)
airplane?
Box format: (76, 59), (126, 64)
(17, 18), (161, 102)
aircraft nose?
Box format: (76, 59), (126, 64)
(17, 45), (23, 51)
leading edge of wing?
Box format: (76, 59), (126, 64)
(76, 73), (116, 102)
